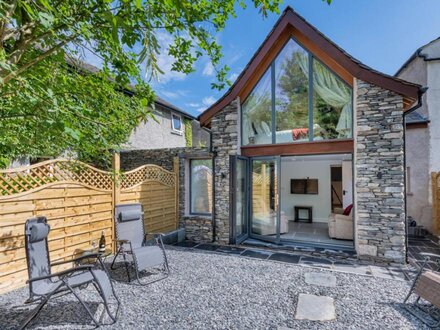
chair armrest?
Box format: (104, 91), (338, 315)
(114, 239), (130, 245)
(51, 253), (100, 267)
(334, 214), (352, 222)
(421, 252), (440, 260)
(27, 265), (94, 283)
(145, 233), (164, 240)
(145, 233), (165, 247)
(114, 239), (129, 243)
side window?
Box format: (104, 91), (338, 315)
(190, 159), (213, 215)
(171, 113), (183, 134)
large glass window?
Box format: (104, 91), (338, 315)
(241, 38), (352, 146)
(242, 70), (272, 145)
(275, 39), (309, 143)
(190, 159), (212, 215)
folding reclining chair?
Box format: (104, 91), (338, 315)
(404, 252), (440, 328)
(20, 217), (120, 329)
(111, 203), (169, 285)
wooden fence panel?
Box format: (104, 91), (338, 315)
(120, 164), (178, 234)
(432, 172), (440, 236)
(0, 158), (178, 294)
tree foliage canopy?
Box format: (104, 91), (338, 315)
(0, 0), (286, 166)
(0, 0), (332, 166)
(0, 51), (153, 167)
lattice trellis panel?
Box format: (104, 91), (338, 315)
(0, 159), (113, 197)
(121, 165), (176, 189)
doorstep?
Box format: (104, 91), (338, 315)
(169, 241), (409, 281)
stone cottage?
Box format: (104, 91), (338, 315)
(122, 7), (424, 264)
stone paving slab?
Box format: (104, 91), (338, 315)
(170, 242), (408, 281)
(295, 294), (336, 321)
(304, 272), (337, 287)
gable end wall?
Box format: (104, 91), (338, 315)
(211, 99), (239, 243)
(355, 80), (406, 264)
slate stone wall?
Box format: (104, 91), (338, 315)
(120, 147), (186, 171)
(182, 216), (213, 242)
(120, 147), (213, 241)
(355, 80), (406, 264)
(211, 98), (240, 244)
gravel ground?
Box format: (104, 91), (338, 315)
(0, 249), (428, 330)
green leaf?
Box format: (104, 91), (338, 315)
(64, 126), (80, 141)
(38, 12), (55, 28)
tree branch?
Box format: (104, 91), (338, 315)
(0, 0), (18, 45)
(1, 35), (77, 84)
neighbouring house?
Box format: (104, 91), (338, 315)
(125, 97), (210, 150)
(121, 7), (425, 264)
(395, 37), (440, 236)
(8, 57), (210, 168)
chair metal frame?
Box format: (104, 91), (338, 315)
(21, 217), (120, 329)
(110, 203), (170, 285)
(404, 252), (440, 328)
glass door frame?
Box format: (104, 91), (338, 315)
(248, 156), (281, 244)
(229, 155), (250, 244)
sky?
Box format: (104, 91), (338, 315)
(137, 1), (440, 117)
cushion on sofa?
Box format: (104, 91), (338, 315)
(342, 204), (353, 216)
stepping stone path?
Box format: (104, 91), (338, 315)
(295, 293), (336, 321)
(304, 272), (337, 287)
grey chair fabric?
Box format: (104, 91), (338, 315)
(404, 253), (440, 328)
(115, 204), (144, 248)
(29, 223), (50, 243)
(112, 203), (169, 285)
(132, 246), (164, 271)
(25, 221), (52, 298)
(21, 217), (120, 329)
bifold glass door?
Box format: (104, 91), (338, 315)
(230, 156), (249, 244)
(250, 157), (280, 242)
(230, 156), (281, 244)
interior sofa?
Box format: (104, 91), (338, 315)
(328, 205), (353, 240)
(252, 211), (288, 236)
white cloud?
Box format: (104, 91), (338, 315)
(227, 52), (243, 65)
(187, 102), (201, 108)
(202, 62), (215, 76)
(195, 96), (217, 113)
(202, 96), (216, 107)
(229, 72), (239, 82)
(151, 32), (187, 84)
(159, 90), (179, 99)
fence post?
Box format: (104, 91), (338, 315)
(112, 153), (121, 252)
(173, 157), (180, 230)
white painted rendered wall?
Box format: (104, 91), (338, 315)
(126, 105), (187, 150)
(397, 43), (439, 233)
(428, 61), (440, 173)
(280, 158), (347, 223)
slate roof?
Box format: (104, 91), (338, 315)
(65, 56), (195, 119)
(405, 111), (429, 124)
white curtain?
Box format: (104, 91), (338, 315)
(296, 53), (352, 137)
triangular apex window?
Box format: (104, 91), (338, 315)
(242, 38), (353, 146)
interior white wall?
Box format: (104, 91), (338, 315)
(280, 156), (351, 223)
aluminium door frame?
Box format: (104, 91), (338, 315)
(229, 155), (250, 244)
(248, 155), (281, 244)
